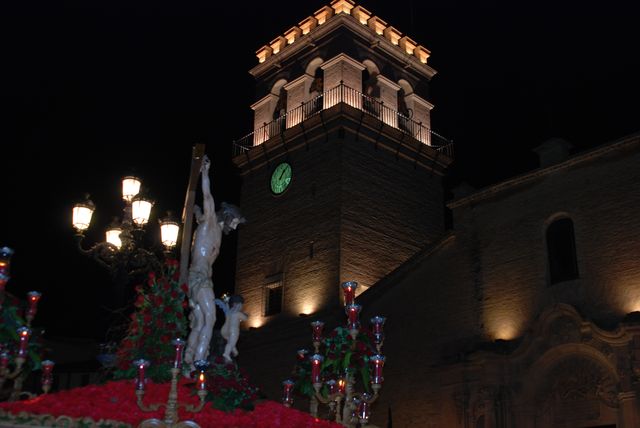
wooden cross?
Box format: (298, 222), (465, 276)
(179, 143), (206, 288)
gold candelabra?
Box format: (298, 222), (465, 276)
(283, 281), (386, 428)
(0, 247), (53, 402)
(134, 339), (209, 428)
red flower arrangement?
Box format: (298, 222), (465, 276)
(112, 259), (188, 382)
(199, 356), (261, 412)
(0, 379), (342, 427)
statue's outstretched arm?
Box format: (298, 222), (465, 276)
(214, 298), (229, 315)
(201, 155), (216, 218)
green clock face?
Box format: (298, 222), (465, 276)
(270, 162), (293, 195)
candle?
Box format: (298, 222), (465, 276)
(370, 354), (385, 384)
(310, 321), (324, 343)
(282, 379), (295, 406)
(341, 281), (358, 306)
(133, 359), (149, 390)
(172, 338), (185, 368)
(296, 348), (309, 361)
(345, 304), (362, 330)
(197, 371), (207, 390)
(41, 360), (55, 386)
(0, 247), (12, 299)
(370, 316), (385, 334)
(0, 248), (13, 288)
(194, 360), (210, 390)
(370, 315), (386, 345)
(338, 377), (346, 394)
(310, 354), (324, 384)
(0, 352), (9, 370)
(26, 291), (42, 319)
(17, 327), (32, 358)
(357, 394), (371, 423)
(0, 272), (8, 292)
(326, 379), (337, 395)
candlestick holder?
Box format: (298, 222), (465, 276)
(0, 350), (26, 401)
(311, 370), (382, 427)
(0, 247), (49, 402)
(285, 281), (387, 427)
(135, 340), (209, 428)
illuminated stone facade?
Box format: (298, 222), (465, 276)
(231, 1), (640, 427)
(358, 134), (640, 427)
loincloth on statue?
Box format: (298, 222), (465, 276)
(188, 269), (213, 300)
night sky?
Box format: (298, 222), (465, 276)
(3, 0), (639, 341)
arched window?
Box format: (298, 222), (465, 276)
(546, 218), (579, 284)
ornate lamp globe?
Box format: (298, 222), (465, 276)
(72, 196), (95, 232)
(159, 212), (180, 249)
(121, 176), (142, 202)
(105, 220), (123, 249)
(131, 193), (154, 227)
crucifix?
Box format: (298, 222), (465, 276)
(178, 143), (206, 290)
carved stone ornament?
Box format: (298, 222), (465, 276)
(548, 316), (581, 346)
(536, 357), (618, 409)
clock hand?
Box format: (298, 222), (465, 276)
(279, 168), (286, 180)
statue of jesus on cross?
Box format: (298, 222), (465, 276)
(181, 153), (246, 370)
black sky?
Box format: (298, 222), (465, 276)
(3, 0), (639, 340)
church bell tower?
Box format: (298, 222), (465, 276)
(232, 0), (453, 328)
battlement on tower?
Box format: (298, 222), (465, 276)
(253, 0), (433, 78)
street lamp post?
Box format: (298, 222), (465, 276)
(71, 175), (180, 317)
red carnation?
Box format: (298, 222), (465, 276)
(135, 295), (145, 307)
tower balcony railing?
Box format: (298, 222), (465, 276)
(232, 82), (454, 159)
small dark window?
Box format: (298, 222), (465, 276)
(264, 281), (283, 316)
(546, 218), (579, 284)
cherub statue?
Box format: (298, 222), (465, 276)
(215, 294), (248, 362)
(184, 155), (246, 370)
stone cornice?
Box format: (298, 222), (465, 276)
(448, 133), (640, 209)
(376, 75), (401, 90)
(250, 93), (278, 111)
(283, 74), (313, 90)
(320, 52), (365, 71)
(405, 93), (435, 110)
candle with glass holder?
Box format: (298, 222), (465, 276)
(282, 379), (295, 408)
(135, 338), (209, 428)
(26, 291), (42, 326)
(310, 321), (324, 353)
(284, 280), (387, 427)
(40, 360), (55, 394)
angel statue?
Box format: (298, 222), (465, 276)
(215, 294), (248, 362)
